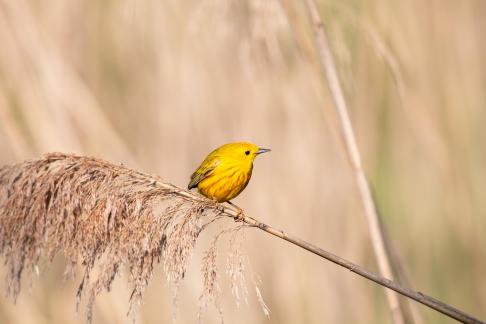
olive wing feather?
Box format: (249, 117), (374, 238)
(187, 158), (220, 190)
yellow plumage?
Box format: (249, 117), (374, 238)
(188, 142), (270, 202)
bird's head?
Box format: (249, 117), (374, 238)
(216, 142), (271, 163)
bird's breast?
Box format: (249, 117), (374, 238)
(198, 162), (253, 202)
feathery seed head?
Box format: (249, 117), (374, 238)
(0, 153), (269, 322)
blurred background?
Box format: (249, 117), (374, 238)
(0, 0), (485, 323)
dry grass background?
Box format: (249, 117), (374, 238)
(0, 0), (485, 323)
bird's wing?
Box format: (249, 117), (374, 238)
(187, 158), (220, 190)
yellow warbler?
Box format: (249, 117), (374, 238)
(188, 142), (270, 203)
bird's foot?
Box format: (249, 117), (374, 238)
(215, 203), (225, 213)
(234, 207), (244, 222)
(227, 201), (245, 222)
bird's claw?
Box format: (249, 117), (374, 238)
(215, 204), (225, 213)
(234, 208), (244, 222)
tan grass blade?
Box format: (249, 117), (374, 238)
(300, 1), (406, 323)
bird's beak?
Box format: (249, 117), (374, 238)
(256, 148), (271, 155)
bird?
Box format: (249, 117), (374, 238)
(188, 142), (270, 219)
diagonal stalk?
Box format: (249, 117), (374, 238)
(220, 205), (484, 324)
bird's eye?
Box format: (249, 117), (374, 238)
(245, 150), (250, 155)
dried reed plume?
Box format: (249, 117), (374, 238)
(0, 153), (257, 322)
(0, 154), (483, 324)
